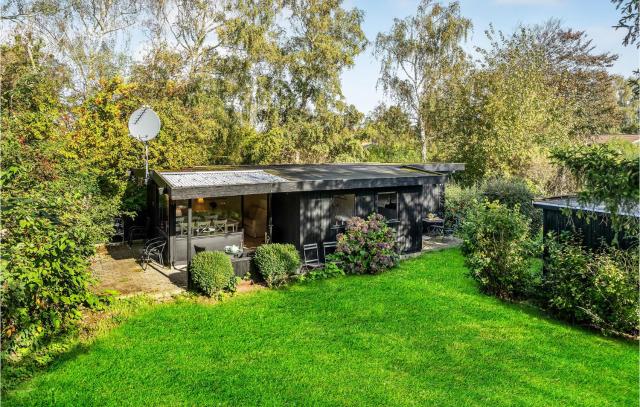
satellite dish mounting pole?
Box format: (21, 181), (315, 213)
(144, 141), (149, 185)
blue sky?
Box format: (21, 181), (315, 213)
(342, 0), (639, 114)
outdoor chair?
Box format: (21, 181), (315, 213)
(196, 221), (210, 235)
(128, 225), (148, 247)
(431, 215), (459, 239)
(140, 237), (166, 269)
(177, 222), (189, 236)
(212, 220), (227, 234)
(302, 243), (322, 273)
(111, 217), (125, 245)
(322, 241), (339, 264)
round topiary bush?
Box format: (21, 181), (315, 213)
(254, 244), (301, 288)
(189, 251), (235, 296)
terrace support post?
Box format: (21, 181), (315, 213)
(267, 193), (273, 243)
(187, 199), (193, 289)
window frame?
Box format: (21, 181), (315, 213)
(375, 191), (399, 222)
(330, 193), (356, 226)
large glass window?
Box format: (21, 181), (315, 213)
(330, 194), (355, 225)
(376, 192), (398, 221)
(175, 196), (242, 237)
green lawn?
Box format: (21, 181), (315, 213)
(5, 249), (637, 406)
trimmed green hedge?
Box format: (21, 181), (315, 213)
(190, 251), (235, 296)
(254, 244), (300, 287)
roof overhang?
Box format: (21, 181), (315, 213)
(150, 164), (452, 200)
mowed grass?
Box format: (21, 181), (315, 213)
(5, 249), (637, 406)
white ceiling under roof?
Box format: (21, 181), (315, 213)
(160, 170), (289, 188)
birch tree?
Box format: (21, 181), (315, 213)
(374, 0), (470, 162)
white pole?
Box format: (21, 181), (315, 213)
(144, 142), (149, 185)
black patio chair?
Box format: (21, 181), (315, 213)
(110, 217), (125, 245)
(140, 237), (167, 269)
(431, 214), (460, 239)
(302, 243), (322, 273)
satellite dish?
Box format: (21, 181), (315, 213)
(128, 106), (160, 142)
(128, 106), (161, 184)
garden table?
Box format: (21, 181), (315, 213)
(423, 217), (444, 236)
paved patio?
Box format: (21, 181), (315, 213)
(91, 244), (187, 298)
(422, 235), (462, 252)
(92, 235), (460, 297)
(91, 244), (264, 297)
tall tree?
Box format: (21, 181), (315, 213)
(3, 0), (141, 97)
(532, 20), (620, 136)
(611, 0), (639, 47)
(436, 24), (575, 186)
(374, 0), (471, 162)
(282, 0), (367, 113)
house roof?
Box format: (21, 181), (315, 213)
(533, 196), (640, 218)
(160, 170), (289, 189)
(590, 134), (640, 144)
(152, 163), (462, 200)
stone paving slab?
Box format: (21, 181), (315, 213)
(91, 244), (186, 297)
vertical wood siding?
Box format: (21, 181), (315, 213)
(299, 185), (429, 255)
(542, 208), (636, 250)
(271, 192), (301, 249)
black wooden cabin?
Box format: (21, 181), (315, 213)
(534, 196), (639, 250)
(145, 163), (463, 267)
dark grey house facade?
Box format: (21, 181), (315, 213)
(145, 163), (463, 267)
(534, 196), (639, 250)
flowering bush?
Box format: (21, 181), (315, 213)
(331, 214), (399, 274)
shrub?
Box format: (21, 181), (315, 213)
(481, 177), (542, 234)
(459, 201), (534, 300)
(444, 183), (482, 229)
(332, 214), (399, 275)
(189, 251), (235, 296)
(306, 262), (345, 281)
(544, 236), (639, 337)
(254, 244), (301, 287)
(1, 215), (101, 357)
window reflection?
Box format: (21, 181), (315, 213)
(330, 194), (355, 226)
(376, 192), (398, 221)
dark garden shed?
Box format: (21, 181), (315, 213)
(144, 163), (464, 267)
(533, 196), (639, 250)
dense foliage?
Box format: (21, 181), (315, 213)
(189, 252), (236, 297)
(544, 236), (639, 337)
(1, 40), (118, 356)
(459, 201), (534, 300)
(305, 262), (346, 281)
(332, 214), (399, 275)
(551, 143), (640, 237)
(254, 244), (301, 288)
(444, 178), (541, 234)
(481, 178), (542, 234)
(442, 183), (481, 229)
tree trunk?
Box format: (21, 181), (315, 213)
(418, 120), (427, 163)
